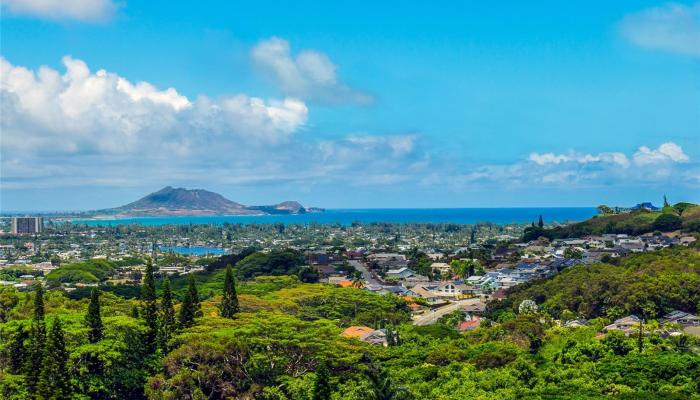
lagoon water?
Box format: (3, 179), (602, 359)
(159, 246), (228, 255)
(73, 207), (598, 226)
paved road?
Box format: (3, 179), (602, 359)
(413, 298), (482, 326)
(348, 259), (381, 287)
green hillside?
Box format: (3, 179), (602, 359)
(524, 202), (700, 240)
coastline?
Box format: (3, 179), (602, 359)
(66, 207), (599, 227)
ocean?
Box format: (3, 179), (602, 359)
(71, 207), (598, 226)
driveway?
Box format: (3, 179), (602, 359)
(413, 298), (482, 326)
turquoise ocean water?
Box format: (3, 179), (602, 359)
(73, 207), (598, 226)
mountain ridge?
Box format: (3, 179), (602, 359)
(91, 186), (321, 217)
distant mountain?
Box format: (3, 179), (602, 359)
(91, 187), (320, 217)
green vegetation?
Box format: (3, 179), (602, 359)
(85, 289), (103, 343)
(219, 265), (239, 318)
(45, 259), (117, 284)
(524, 203), (700, 240)
(178, 274), (201, 328)
(1, 249), (699, 399)
(235, 249), (306, 279)
(488, 247), (700, 320)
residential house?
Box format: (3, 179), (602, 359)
(604, 315), (641, 335)
(430, 262), (452, 276)
(457, 316), (481, 332)
(661, 310), (700, 327)
(435, 281), (470, 298)
(563, 319), (590, 328)
(462, 301), (486, 314)
(340, 326), (387, 346)
(385, 267), (416, 280)
(379, 285), (409, 296)
(406, 285), (441, 303)
(679, 236), (697, 246)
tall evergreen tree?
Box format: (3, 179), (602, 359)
(38, 318), (72, 400)
(178, 274), (201, 328)
(219, 265), (239, 318)
(158, 275), (176, 353)
(8, 323), (28, 374)
(85, 288), (103, 343)
(142, 261), (158, 352)
(33, 282), (45, 321)
(312, 360), (332, 400)
(538, 215), (544, 228)
(25, 283), (46, 398)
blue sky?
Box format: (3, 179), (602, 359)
(1, 0), (699, 211)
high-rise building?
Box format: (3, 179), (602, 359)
(11, 217), (43, 235)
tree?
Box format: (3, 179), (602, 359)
(159, 275), (176, 353)
(450, 259), (481, 279)
(563, 247), (583, 260)
(312, 360), (332, 400)
(85, 288), (103, 343)
(219, 265), (239, 318)
(33, 283), (45, 321)
(597, 205), (615, 215)
(538, 215), (544, 228)
(602, 330), (633, 356)
(652, 213), (681, 232)
(179, 274), (201, 328)
(25, 283), (46, 396)
(38, 318), (72, 400)
(8, 323), (28, 374)
(367, 363), (408, 400)
(0, 286), (19, 323)
(663, 194), (670, 207)
(518, 299), (538, 315)
(142, 261), (158, 352)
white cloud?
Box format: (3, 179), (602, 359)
(528, 151), (630, 168)
(528, 143), (689, 169)
(1, 56), (431, 192)
(440, 142), (695, 190)
(621, 2), (700, 57)
(251, 37), (373, 104)
(633, 142), (690, 165)
(1, 0), (119, 23)
(0, 56), (308, 158)
(1, 56), (697, 200)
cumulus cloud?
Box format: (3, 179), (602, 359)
(0, 56), (430, 192)
(441, 142), (696, 190)
(0, 56), (308, 158)
(528, 143), (689, 170)
(621, 2), (700, 57)
(1, 0), (119, 23)
(251, 37), (373, 104)
(633, 142), (690, 165)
